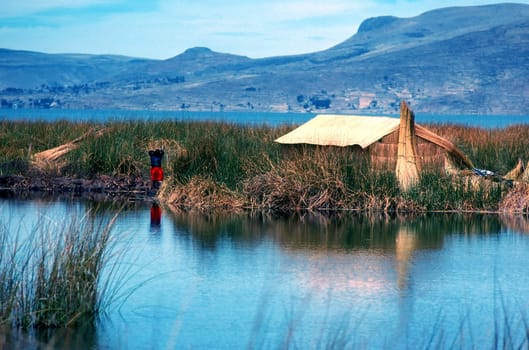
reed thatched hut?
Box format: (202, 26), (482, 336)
(275, 101), (474, 190)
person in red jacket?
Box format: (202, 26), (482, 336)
(148, 149), (164, 189)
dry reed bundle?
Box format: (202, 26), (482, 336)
(503, 159), (529, 184)
(499, 182), (529, 213)
(415, 125), (474, 169)
(160, 176), (244, 213)
(370, 127), (458, 171)
(242, 153), (352, 212)
(504, 159), (525, 181)
(396, 101), (420, 191)
(31, 128), (106, 172)
(521, 161), (529, 182)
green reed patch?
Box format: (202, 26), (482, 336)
(1, 119), (529, 212)
(0, 210), (123, 329)
(405, 172), (507, 212)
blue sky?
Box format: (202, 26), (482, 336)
(1, 0), (527, 59)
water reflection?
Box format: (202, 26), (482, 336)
(167, 211), (508, 297)
(168, 211), (505, 251)
(395, 226), (416, 291)
(150, 202), (162, 231)
(1, 323), (100, 350)
(500, 214), (529, 233)
(161, 210), (528, 348)
(3, 198), (529, 349)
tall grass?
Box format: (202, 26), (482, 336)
(427, 123), (529, 174)
(1, 119), (528, 212)
(406, 171), (506, 212)
(0, 210), (121, 329)
(0, 120), (95, 175)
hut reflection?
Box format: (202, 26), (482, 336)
(167, 211), (505, 292)
(395, 226), (416, 291)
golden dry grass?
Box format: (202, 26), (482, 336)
(499, 182), (529, 213)
(159, 176), (245, 213)
(242, 151), (351, 212)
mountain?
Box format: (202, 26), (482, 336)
(1, 3), (528, 114)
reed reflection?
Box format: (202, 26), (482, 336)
(1, 323), (99, 350)
(499, 214), (529, 233)
(167, 211), (512, 294)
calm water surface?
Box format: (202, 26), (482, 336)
(2, 198), (529, 349)
(1, 109), (529, 128)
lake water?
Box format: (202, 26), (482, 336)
(2, 198), (529, 349)
(1, 109), (529, 128)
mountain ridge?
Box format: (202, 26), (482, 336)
(1, 3), (528, 114)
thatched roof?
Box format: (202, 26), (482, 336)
(275, 111), (474, 170)
(274, 114), (400, 148)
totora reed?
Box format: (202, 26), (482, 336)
(1, 113), (529, 213)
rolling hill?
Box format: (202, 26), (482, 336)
(1, 3), (528, 114)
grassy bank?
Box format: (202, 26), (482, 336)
(1, 119), (529, 213)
